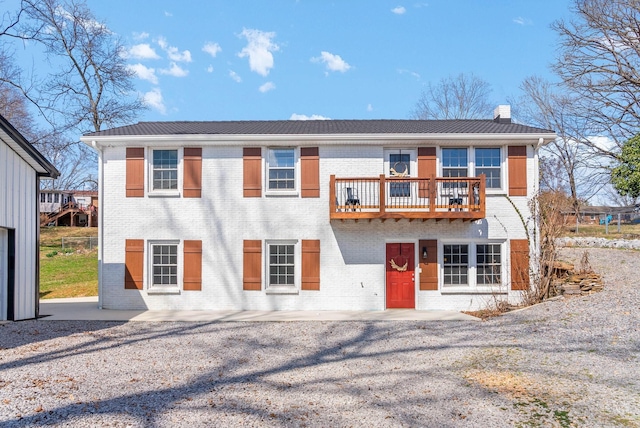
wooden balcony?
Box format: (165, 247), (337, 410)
(330, 174), (486, 221)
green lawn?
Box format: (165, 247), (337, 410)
(562, 222), (640, 239)
(39, 227), (98, 299)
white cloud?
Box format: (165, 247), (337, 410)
(229, 70), (242, 83)
(157, 36), (192, 62)
(237, 28), (279, 76)
(311, 51), (351, 73)
(207, 65), (214, 73)
(133, 31), (149, 41)
(397, 68), (421, 80)
(259, 82), (275, 93)
(367, 104), (373, 112)
(164, 11), (173, 17)
(513, 16), (532, 25)
(127, 43), (160, 60)
(128, 63), (158, 84)
(289, 114), (331, 120)
(391, 6), (406, 14)
(203, 42), (221, 58)
(143, 88), (166, 114)
(159, 62), (189, 77)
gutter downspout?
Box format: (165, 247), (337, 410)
(92, 140), (104, 309)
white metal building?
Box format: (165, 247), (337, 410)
(0, 115), (59, 321)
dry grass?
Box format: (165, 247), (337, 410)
(562, 222), (640, 239)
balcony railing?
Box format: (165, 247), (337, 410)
(330, 174), (485, 221)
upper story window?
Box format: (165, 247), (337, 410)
(268, 148), (295, 190)
(475, 148), (501, 189)
(40, 193), (46, 203)
(152, 150), (178, 191)
(54, 193), (59, 203)
(442, 148), (468, 178)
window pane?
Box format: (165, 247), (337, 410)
(269, 149), (294, 167)
(153, 150), (178, 190)
(475, 148), (501, 188)
(443, 244), (469, 286)
(151, 244), (178, 287)
(477, 244), (501, 285)
(268, 149), (295, 190)
(268, 244), (295, 286)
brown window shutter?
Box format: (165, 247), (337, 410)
(183, 148), (202, 198)
(243, 148), (262, 197)
(510, 239), (530, 290)
(183, 240), (202, 291)
(419, 239), (438, 290)
(301, 239), (320, 290)
(301, 147), (320, 198)
(243, 240), (262, 290)
(125, 239), (144, 290)
(508, 146), (527, 196)
(126, 148), (145, 197)
(418, 147), (436, 198)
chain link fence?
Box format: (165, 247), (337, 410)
(61, 236), (98, 251)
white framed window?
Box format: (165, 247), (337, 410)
(267, 148), (296, 192)
(265, 239), (299, 294)
(146, 148), (182, 197)
(441, 148), (468, 178)
(40, 193), (46, 203)
(384, 149), (416, 198)
(441, 242), (505, 291)
(443, 244), (469, 285)
(148, 240), (180, 292)
(152, 149), (178, 191)
(475, 148), (502, 189)
(476, 244), (502, 285)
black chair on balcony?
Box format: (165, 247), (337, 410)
(345, 187), (361, 211)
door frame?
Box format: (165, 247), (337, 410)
(384, 239), (418, 309)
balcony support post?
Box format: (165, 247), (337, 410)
(379, 174), (386, 215)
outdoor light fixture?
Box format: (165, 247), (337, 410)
(422, 246), (428, 259)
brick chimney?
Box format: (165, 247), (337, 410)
(493, 105), (511, 124)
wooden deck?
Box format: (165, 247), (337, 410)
(330, 174), (486, 221)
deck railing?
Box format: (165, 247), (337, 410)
(330, 174), (486, 220)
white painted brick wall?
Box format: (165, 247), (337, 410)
(100, 143), (537, 311)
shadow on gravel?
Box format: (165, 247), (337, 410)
(1, 311), (638, 426)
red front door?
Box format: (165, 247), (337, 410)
(386, 243), (415, 308)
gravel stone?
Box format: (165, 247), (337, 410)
(0, 247), (638, 427)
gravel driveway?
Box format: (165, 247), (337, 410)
(1, 247), (638, 427)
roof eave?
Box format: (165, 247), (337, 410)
(0, 115), (60, 178)
(82, 132), (558, 147)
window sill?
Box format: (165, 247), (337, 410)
(147, 288), (181, 295)
(265, 286), (299, 295)
(441, 286), (508, 294)
(148, 191), (181, 198)
(265, 190), (299, 197)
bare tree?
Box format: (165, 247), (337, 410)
(0, 0), (145, 190)
(514, 76), (608, 216)
(553, 0), (640, 150)
(412, 73), (493, 120)
(5, 0), (145, 134)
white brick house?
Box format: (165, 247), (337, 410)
(81, 106), (556, 312)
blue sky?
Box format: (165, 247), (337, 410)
(25, 1), (575, 122)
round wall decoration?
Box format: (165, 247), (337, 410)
(390, 161), (409, 177)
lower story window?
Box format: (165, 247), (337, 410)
(152, 244), (177, 287)
(477, 244), (501, 285)
(443, 244), (469, 285)
(269, 243), (295, 286)
(442, 242), (504, 288)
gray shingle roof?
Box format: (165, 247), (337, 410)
(84, 119), (554, 137)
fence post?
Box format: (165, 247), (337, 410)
(379, 174), (386, 215)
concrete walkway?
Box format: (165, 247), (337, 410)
(39, 297), (479, 322)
